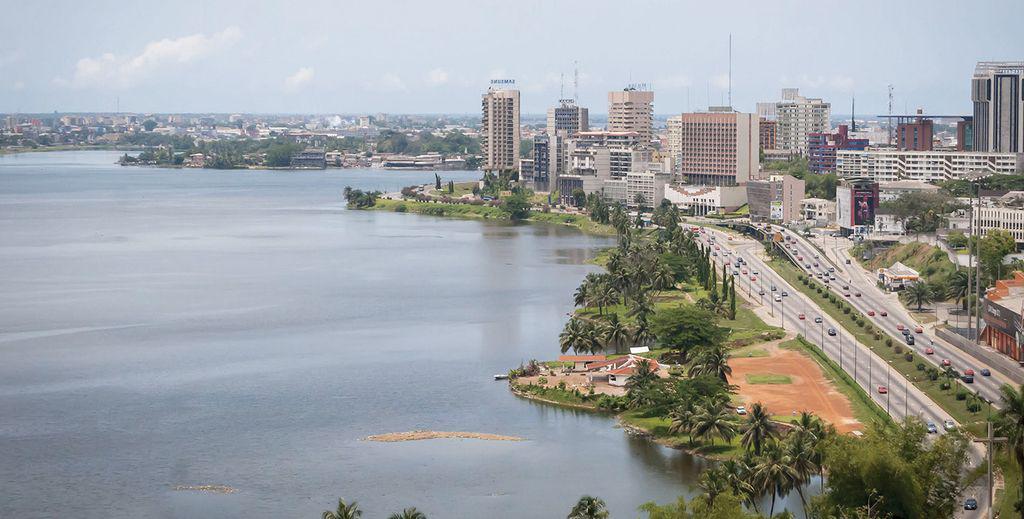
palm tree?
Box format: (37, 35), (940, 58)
(560, 318), (599, 354)
(720, 458), (759, 513)
(901, 281), (934, 312)
(573, 283), (589, 309)
(626, 359), (658, 390)
(668, 404), (696, 444)
(996, 383), (1024, 512)
(633, 318), (655, 348)
(388, 508), (426, 519)
(322, 498), (362, 519)
(754, 441), (798, 518)
(567, 495), (609, 519)
(688, 345), (732, 383)
(628, 291), (655, 324)
(740, 402), (775, 456)
(652, 263), (676, 292)
(692, 403), (738, 446)
(784, 432), (818, 517)
(698, 467), (728, 508)
(592, 283), (619, 316)
(601, 314), (631, 353)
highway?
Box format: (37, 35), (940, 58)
(778, 228), (1015, 408)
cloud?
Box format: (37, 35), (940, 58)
(285, 67), (315, 91)
(426, 68), (449, 86)
(57, 26), (242, 89)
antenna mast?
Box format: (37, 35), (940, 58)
(573, 60), (579, 103)
(851, 94), (856, 132)
(560, 72), (565, 100)
(728, 34), (732, 108)
(887, 84), (894, 146)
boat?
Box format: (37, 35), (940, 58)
(493, 374), (509, 380)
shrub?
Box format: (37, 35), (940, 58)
(394, 203), (408, 213)
(927, 368), (939, 381)
(894, 345), (903, 354)
(966, 402), (982, 413)
(857, 319), (865, 328)
(904, 353), (914, 362)
(843, 307), (851, 315)
(874, 332), (883, 341)
(886, 338), (893, 348)
(955, 392), (967, 401)
(537, 376), (548, 385)
(557, 380), (567, 391)
(940, 382), (951, 390)
(916, 363), (926, 371)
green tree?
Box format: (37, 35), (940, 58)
(388, 508), (426, 519)
(754, 441), (798, 518)
(740, 402), (775, 456)
(688, 345), (732, 382)
(322, 498), (362, 519)
(567, 495), (609, 519)
(142, 119), (158, 132)
(651, 305), (727, 362)
(571, 188), (587, 208)
(501, 192), (532, 220)
(980, 229), (1017, 285)
(697, 467), (728, 509)
(560, 318), (600, 354)
(265, 142), (302, 167)
(996, 383), (1024, 514)
(901, 282), (934, 311)
(692, 403), (738, 446)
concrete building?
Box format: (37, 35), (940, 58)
(972, 61), (1024, 153)
(836, 149), (1022, 182)
(878, 180), (941, 202)
(664, 184), (747, 216)
(481, 83), (521, 173)
(949, 192), (1024, 245)
(674, 107), (759, 186)
(807, 124), (869, 174)
(801, 198), (836, 225)
(527, 133), (553, 191)
(746, 174), (805, 224)
(773, 88), (831, 155)
(957, 119), (975, 151)
(290, 148), (326, 169)
(981, 271), (1024, 362)
(547, 99), (589, 136)
(897, 112), (935, 151)
(759, 118), (777, 151)
(836, 178), (880, 236)
(624, 160), (671, 209)
(608, 88), (654, 146)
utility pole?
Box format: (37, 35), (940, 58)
(975, 176), (983, 344)
(573, 60), (579, 104)
(974, 422), (1007, 519)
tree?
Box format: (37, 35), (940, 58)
(560, 318), (600, 354)
(142, 119), (158, 132)
(322, 498), (362, 519)
(996, 383), (1024, 513)
(265, 142), (302, 167)
(501, 192), (532, 220)
(740, 402), (775, 456)
(388, 509), (427, 519)
(697, 467), (728, 509)
(691, 403), (737, 446)
(979, 229), (1016, 285)
(947, 269), (969, 310)
(571, 188), (587, 208)
(688, 345), (732, 382)
(601, 314), (632, 353)
(626, 358), (659, 391)
(567, 495), (609, 519)
(650, 305), (728, 362)
(754, 441), (798, 518)
(634, 193), (648, 211)
(900, 282), (934, 312)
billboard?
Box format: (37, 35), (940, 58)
(770, 201), (784, 221)
(852, 187), (877, 226)
(837, 180), (878, 230)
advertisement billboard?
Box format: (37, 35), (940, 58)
(852, 188), (877, 226)
(769, 201), (784, 221)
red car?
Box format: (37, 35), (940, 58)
(925, 348), (935, 355)
(880, 311), (888, 317)
(867, 310), (875, 316)
(942, 359), (952, 367)
(877, 386), (888, 394)
(964, 369), (975, 376)
(750, 276), (757, 282)
(798, 313), (806, 320)
(797, 255), (803, 261)
(915, 326), (923, 334)
(896, 324), (905, 331)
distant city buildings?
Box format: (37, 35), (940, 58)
(972, 61), (1024, 153)
(808, 125), (869, 174)
(746, 174), (805, 224)
(836, 149), (1021, 182)
(481, 83), (521, 173)
(768, 88), (831, 155)
(896, 111), (935, 151)
(607, 88), (654, 146)
(547, 99), (589, 135)
(671, 107), (759, 186)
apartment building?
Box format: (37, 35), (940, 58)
(746, 174), (806, 223)
(808, 124), (869, 174)
(674, 107), (759, 186)
(608, 88), (654, 146)
(972, 61), (1024, 153)
(836, 149), (1021, 182)
(546, 99), (589, 136)
(772, 88), (831, 155)
(481, 84), (520, 173)
(759, 119), (777, 151)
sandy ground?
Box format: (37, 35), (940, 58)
(364, 431), (523, 442)
(516, 371), (627, 396)
(730, 339), (862, 433)
(172, 485), (237, 494)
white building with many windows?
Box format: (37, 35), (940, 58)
(837, 149), (1021, 182)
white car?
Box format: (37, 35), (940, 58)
(736, 406), (747, 415)
(943, 419), (956, 431)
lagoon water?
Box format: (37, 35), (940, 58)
(0, 151), (727, 518)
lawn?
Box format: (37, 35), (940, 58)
(995, 450), (1023, 519)
(369, 198), (617, 236)
(428, 181), (477, 199)
(732, 344), (769, 358)
(746, 373), (792, 385)
(780, 337), (892, 428)
(620, 410), (745, 458)
(770, 258), (988, 436)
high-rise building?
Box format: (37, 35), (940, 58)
(607, 88), (654, 146)
(772, 88), (831, 155)
(896, 111), (934, 151)
(972, 61), (1024, 153)
(675, 107), (760, 187)
(759, 119), (777, 151)
(546, 99), (589, 136)
(808, 125), (869, 174)
(746, 174), (805, 224)
(481, 83), (521, 173)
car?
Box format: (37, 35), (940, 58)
(752, 270), (759, 275)
(914, 326), (923, 333)
(797, 255), (803, 261)
(877, 386), (888, 394)
(814, 253), (820, 259)
(842, 284), (849, 291)
(942, 359), (951, 367)
(750, 276), (757, 282)
(855, 292), (862, 297)
(827, 328), (837, 336)
(775, 295), (782, 302)
(905, 335), (915, 345)
(770, 285), (777, 292)
(844, 292), (851, 298)
(828, 267), (836, 273)
(727, 236), (733, 241)
(981, 368), (991, 376)
(715, 246), (720, 250)
(814, 317), (823, 324)
(798, 313), (806, 320)
(902, 329), (911, 337)
(925, 348), (935, 355)
(830, 275), (837, 281)
(736, 406), (747, 415)
(867, 310), (875, 316)
(926, 422), (938, 434)
(963, 374), (975, 383)
(964, 369), (975, 376)
(880, 311), (888, 317)
(781, 291), (788, 297)
(712, 252), (718, 256)
(804, 263), (812, 268)
(813, 262), (819, 267)
(944, 419), (957, 431)
(896, 324), (905, 331)
(964, 498), (978, 511)
(758, 289), (766, 295)
(742, 270), (748, 275)
(733, 270), (740, 276)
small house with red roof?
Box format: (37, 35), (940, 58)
(584, 355), (661, 387)
(557, 355), (608, 371)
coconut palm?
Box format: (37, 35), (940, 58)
(573, 283), (589, 309)
(601, 314), (632, 353)
(688, 345), (732, 383)
(948, 268), (969, 310)
(996, 383), (1024, 510)
(740, 402), (775, 456)
(560, 318), (599, 354)
(626, 358), (658, 390)
(692, 403), (738, 446)
(652, 263), (676, 292)
(720, 458), (759, 513)
(754, 441), (799, 518)
(698, 466), (728, 508)
(567, 495), (609, 519)
(322, 498), (362, 519)
(668, 404), (696, 444)
(901, 282), (934, 312)
(633, 318), (656, 348)
(591, 283), (619, 316)
(784, 432), (818, 517)
(628, 291), (655, 324)
(388, 508), (426, 519)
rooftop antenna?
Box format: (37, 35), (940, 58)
(851, 94), (856, 132)
(728, 33), (732, 108)
(573, 60), (579, 103)
(887, 84), (894, 146)
(560, 72), (565, 100)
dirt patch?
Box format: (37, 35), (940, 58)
(517, 371), (626, 396)
(730, 339), (861, 433)
(173, 485), (237, 494)
(364, 431), (523, 442)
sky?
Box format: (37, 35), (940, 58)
(1, 0), (1022, 116)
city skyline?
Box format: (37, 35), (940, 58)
(2, 0), (1023, 115)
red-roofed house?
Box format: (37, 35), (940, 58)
(585, 355), (661, 387)
(557, 355), (608, 371)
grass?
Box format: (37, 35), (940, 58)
(995, 450), (1023, 519)
(853, 241), (957, 289)
(512, 382), (595, 409)
(732, 344), (770, 358)
(770, 258), (989, 435)
(746, 373), (792, 385)
(780, 337), (892, 428)
(368, 198), (617, 236)
(619, 410), (745, 458)
(428, 181), (477, 198)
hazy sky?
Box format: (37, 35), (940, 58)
(2, 0), (1022, 116)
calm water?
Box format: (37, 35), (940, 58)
(0, 151), (725, 518)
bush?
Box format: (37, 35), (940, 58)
(874, 332), (883, 341)
(894, 345), (903, 354)
(904, 353), (914, 362)
(857, 319), (865, 328)
(966, 401), (982, 413)
(843, 307), (851, 315)
(940, 382), (951, 390)
(886, 338), (894, 348)
(916, 363), (926, 371)
(537, 376), (548, 385)
(927, 368), (939, 381)
(955, 392), (967, 401)
(558, 380), (567, 391)
(394, 203), (408, 213)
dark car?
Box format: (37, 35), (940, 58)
(964, 498), (978, 510)
(962, 375), (974, 384)
(905, 335), (915, 345)
(827, 328), (837, 336)
(981, 368), (991, 376)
